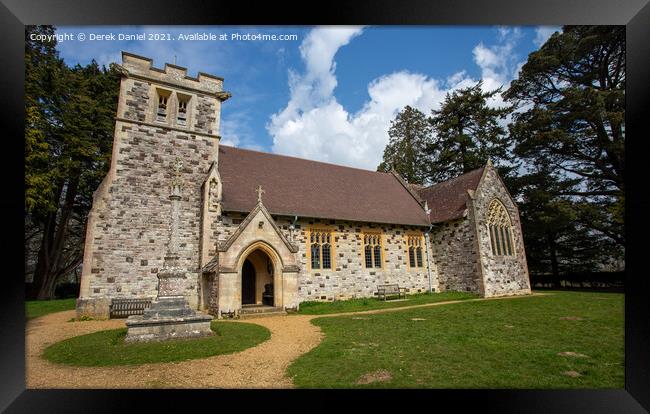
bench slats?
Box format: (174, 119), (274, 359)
(109, 298), (152, 318)
(376, 284), (406, 300)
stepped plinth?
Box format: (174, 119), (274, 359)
(125, 265), (213, 343)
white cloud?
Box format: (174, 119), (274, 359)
(267, 26), (526, 170)
(533, 26), (561, 47)
(221, 110), (258, 148)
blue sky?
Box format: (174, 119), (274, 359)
(55, 25), (559, 170)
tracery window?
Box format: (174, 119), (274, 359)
(363, 233), (382, 268)
(407, 234), (424, 268)
(309, 230), (333, 270)
(487, 199), (515, 256)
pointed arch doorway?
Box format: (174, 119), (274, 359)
(240, 247), (276, 307)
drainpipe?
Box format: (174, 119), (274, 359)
(423, 201), (434, 293)
(425, 225), (433, 293)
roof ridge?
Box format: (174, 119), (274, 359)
(220, 145), (393, 176)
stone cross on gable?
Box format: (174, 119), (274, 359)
(256, 185), (265, 203)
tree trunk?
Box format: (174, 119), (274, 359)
(29, 175), (80, 300)
(27, 211), (56, 300)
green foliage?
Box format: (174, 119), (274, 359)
(428, 81), (514, 181)
(24, 25), (121, 299)
(288, 291), (623, 388)
(513, 162), (619, 275)
(377, 105), (432, 184)
(42, 321), (270, 366)
(376, 26), (625, 275)
(26, 298), (76, 320)
(505, 26), (625, 250)
(24, 25), (65, 214)
(297, 291), (476, 315)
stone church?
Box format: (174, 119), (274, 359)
(76, 52), (531, 319)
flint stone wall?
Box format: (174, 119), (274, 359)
(472, 167), (531, 297)
(78, 55), (223, 318)
(429, 217), (483, 294)
(82, 123), (216, 309)
(215, 214), (436, 303)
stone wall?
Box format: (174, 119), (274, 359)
(472, 166), (531, 297)
(214, 214), (436, 304)
(429, 217), (483, 294)
(77, 53), (224, 318)
(80, 123), (218, 310)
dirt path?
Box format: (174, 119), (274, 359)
(26, 312), (322, 388)
(26, 293), (546, 388)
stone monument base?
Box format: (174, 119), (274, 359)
(125, 296), (213, 343)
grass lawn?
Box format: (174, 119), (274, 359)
(26, 298), (77, 320)
(42, 321), (270, 366)
(288, 291), (624, 388)
(297, 291), (477, 315)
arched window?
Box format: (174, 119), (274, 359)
(363, 233), (382, 269)
(406, 234), (424, 269)
(309, 229), (334, 270)
(487, 199), (515, 256)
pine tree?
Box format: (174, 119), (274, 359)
(515, 162), (616, 277)
(504, 26), (625, 249)
(377, 105), (432, 185)
(25, 25), (121, 299)
(428, 81), (513, 182)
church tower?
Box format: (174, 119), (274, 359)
(77, 52), (230, 318)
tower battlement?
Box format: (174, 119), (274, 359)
(120, 51), (229, 98)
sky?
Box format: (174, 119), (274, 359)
(54, 25), (560, 171)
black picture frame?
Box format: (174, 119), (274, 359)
(2, 0), (648, 412)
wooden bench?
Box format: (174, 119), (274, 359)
(376, 284), (406, 301)
(109, 298), (152, 318)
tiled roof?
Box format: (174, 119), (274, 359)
(417, 168), (485, 223)
(218, 145), (431, 227)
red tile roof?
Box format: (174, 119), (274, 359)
(417, 167), (485, 223)
(218, 145), (431, 226)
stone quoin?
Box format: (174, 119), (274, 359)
(76, 52), (531, 320)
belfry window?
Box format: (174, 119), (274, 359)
(487, 199), (515, 256)
(156, 89), (171, 122)
(309, 230), (333, 270)
(177, 93), (190, 126)
(363, 233), (382, 268)
(407, 234), (424, 268)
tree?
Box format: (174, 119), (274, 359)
(25, 25), (120, 299)
(515, 162), (618, 277)
(428, 81), (514, 182)
(504, 26), (625, 248)
(377, 105), (432, 185)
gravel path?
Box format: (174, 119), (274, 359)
(26, 311), (322, 389)
(26, 293), (544, 388)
